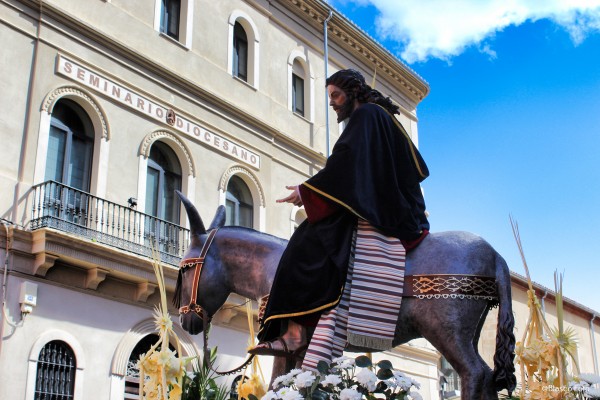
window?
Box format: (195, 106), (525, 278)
(155, 0), (193, 47)
(288, 55), (312, 120)
(233, 22), (248, 81)
(125, 334), (177, 399)
(34, 341), (76, 400)
(145, 142), (182, 252)
(145, 142), (182, 224)
(440, 356), (461, 396)
(229, 375), (247, 399)
(292, 73), (305, 116)
(228, 12), (260, 88)
(44, 99), (94, 224)
(225, 176), (253, 228)
(160, 0), (181, 40)
(45, 99), (94, 192)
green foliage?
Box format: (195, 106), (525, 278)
(355, 356), (372, 368)
(181, 347), (231, 400)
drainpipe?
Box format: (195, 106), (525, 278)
(0, 221), (14, 358)
(323, 10), (333, 157)
(591, 314), (599, 375)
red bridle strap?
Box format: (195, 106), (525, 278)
(178, 228), (218, 316)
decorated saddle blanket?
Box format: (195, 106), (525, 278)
(303, 219), (406, 370)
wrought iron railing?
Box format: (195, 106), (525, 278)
(30, 181), (189, 266)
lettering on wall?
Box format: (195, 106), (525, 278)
(56, 55), (260, 169)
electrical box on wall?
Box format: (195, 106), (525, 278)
(19, 281), (38, 313)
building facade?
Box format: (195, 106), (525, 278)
(0, 1), (598, 399)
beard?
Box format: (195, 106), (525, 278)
(334, 94), (356, 123)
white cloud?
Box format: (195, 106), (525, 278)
(331, 0), (600, 63)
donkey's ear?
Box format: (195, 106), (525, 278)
(208, 205), (226, 230)
(176, 190), (206, 235)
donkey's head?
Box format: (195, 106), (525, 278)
(173, 191), (229, 335)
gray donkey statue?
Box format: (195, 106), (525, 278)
(173, 192), (516, 399)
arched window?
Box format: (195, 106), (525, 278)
(228, 12), (260, 88)
(233, 22), (248, 81)
(225, 176), (253, 228)
(229, 374), (247, 399)
(34, 340), (76, 399)
(124, 334), (177, 398)
(145, 141), (182, 224)
(45, 99), (94, 192)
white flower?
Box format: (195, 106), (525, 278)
(262, 390), (279, 400)
(396, 376), (413, 391)
(288, 368), (303, 377)
(410, 378), (421, 390)
(579, 373), (600, 385)
(356, 368), (378, 392)
(333, 355), (351, 364)
(273, 373), (294, 388)
(340, 387), (362, 400)
(294, 371), (316, 388)
(587, 387), (600, 399)
(409, 391), (423, 400)
(570, 380), (590, 390)
(393, 370), (406, 379)
(332, 356), (355, 370)
(321, 374), (343, 386)
(277, 387), (303, 400)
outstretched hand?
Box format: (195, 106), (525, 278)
(276, 185), (303, 207)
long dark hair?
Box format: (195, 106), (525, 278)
(325, 69), (400, 115)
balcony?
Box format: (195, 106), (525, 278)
(29, 181), (189, 266)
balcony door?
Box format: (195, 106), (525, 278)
(225, 175), (253, 228)
(44, 99), (94, 223)
(145, 142), (182, 251)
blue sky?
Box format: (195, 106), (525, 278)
(326, 1), (600, 312)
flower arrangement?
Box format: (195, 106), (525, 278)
(137, 248), (190, 400)
(510, 218), (600, 400)
(260, 355), (422, 400)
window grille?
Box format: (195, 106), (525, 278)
(34, 340), (76, 400)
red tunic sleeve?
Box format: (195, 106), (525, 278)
(298, 184), (339, 223)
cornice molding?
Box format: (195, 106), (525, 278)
(279, 0), (430, 102)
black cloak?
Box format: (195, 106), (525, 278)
(257, 103), (429, 342)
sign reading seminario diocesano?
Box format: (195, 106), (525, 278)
(56, 54), (260, 169)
